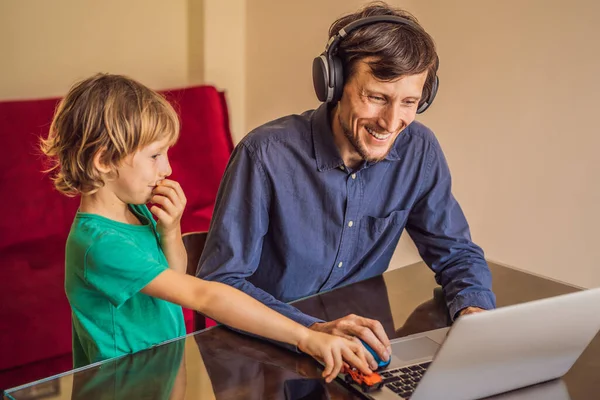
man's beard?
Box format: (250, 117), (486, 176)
(339, 115), (393, 164)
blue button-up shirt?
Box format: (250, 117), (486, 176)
(198, 104), (496, 329)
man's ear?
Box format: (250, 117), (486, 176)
(93, 148), (113, 175)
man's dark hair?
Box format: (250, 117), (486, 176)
(329, 1), (438, 101)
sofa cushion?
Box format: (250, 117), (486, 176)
(0, 234), (72, 371)
(0, 97), (79, 250)
(163, 86), (234, 234)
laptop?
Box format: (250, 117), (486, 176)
(341, 287), (600, 400)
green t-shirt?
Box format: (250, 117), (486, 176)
(65, 204), (186, 368)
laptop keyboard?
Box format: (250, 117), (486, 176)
(380, 361), (431, 399)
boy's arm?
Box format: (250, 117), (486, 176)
(159, 232), (186, 275)
(142, 270), (310, 346)
(150, 179), (187, 274)
(141, 269), (371, 382)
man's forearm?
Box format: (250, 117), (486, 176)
(437, 253), (496, 319)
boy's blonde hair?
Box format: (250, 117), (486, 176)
(41, 73), (180, 196)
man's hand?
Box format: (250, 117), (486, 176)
(458, 306), (486, 316)
(309, 314), (391, 371)
(150, 179), (187, 238)
(297, 330), (371, 383)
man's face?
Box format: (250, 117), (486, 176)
(332, 59), (428, 167)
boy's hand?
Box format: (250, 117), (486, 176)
(297, 330), (371, 383)
(310, 314), (391, 370)
(150, 179), (187, 237)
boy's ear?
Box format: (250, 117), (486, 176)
(93, 148), (113, 175)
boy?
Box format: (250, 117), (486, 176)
(41, 73), (370, 382)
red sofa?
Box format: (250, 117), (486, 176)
(0, 85), (233, 390)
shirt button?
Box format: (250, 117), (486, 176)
(351, 173), (356, 179)
(339, 166), (345, 171)
(338, 262), (343, 268)
(348, 221), (353, 227)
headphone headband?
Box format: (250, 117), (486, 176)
(312, 15), (439, 113)
(326, 15), (421, 51)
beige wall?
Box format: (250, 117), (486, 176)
(202, 0), (246, 140)
(0, 0), (189, 100)
(2, 0), (598, 288)
(0, 0), (249, 145)
(244, 0), (600, 288)
(245, 0), (366, 134)
(403, 0), (599, 289)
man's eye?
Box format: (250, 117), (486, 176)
(369, 95), (385, 102)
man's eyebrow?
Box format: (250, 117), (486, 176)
(362, 88), (388, 97)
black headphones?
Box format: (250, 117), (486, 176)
(312, 15), (439, 114)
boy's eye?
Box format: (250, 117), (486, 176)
(151, 154), (160, 159)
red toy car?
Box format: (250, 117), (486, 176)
(342, 366), (384, 392)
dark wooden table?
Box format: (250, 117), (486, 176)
(4, 262), (598, 400)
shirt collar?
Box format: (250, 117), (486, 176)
(311, 104), (345, 172)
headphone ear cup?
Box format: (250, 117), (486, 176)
(330, 55), (344, 104)
(417, 74), (439, 114)
(312, 54), (330, 102)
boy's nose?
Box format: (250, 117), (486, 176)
(161, 159), (172, 178)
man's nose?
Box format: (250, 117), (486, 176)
(377, 103), (406, 134)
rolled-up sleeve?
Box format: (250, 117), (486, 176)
(406, 139), (496, 319)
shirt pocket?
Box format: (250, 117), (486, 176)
(353, 209), (411, 263)
(362, 209), (410, 238)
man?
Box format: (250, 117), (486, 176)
(198, 1), (495, 370)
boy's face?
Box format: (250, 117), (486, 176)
(109, 137), (173, 205)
